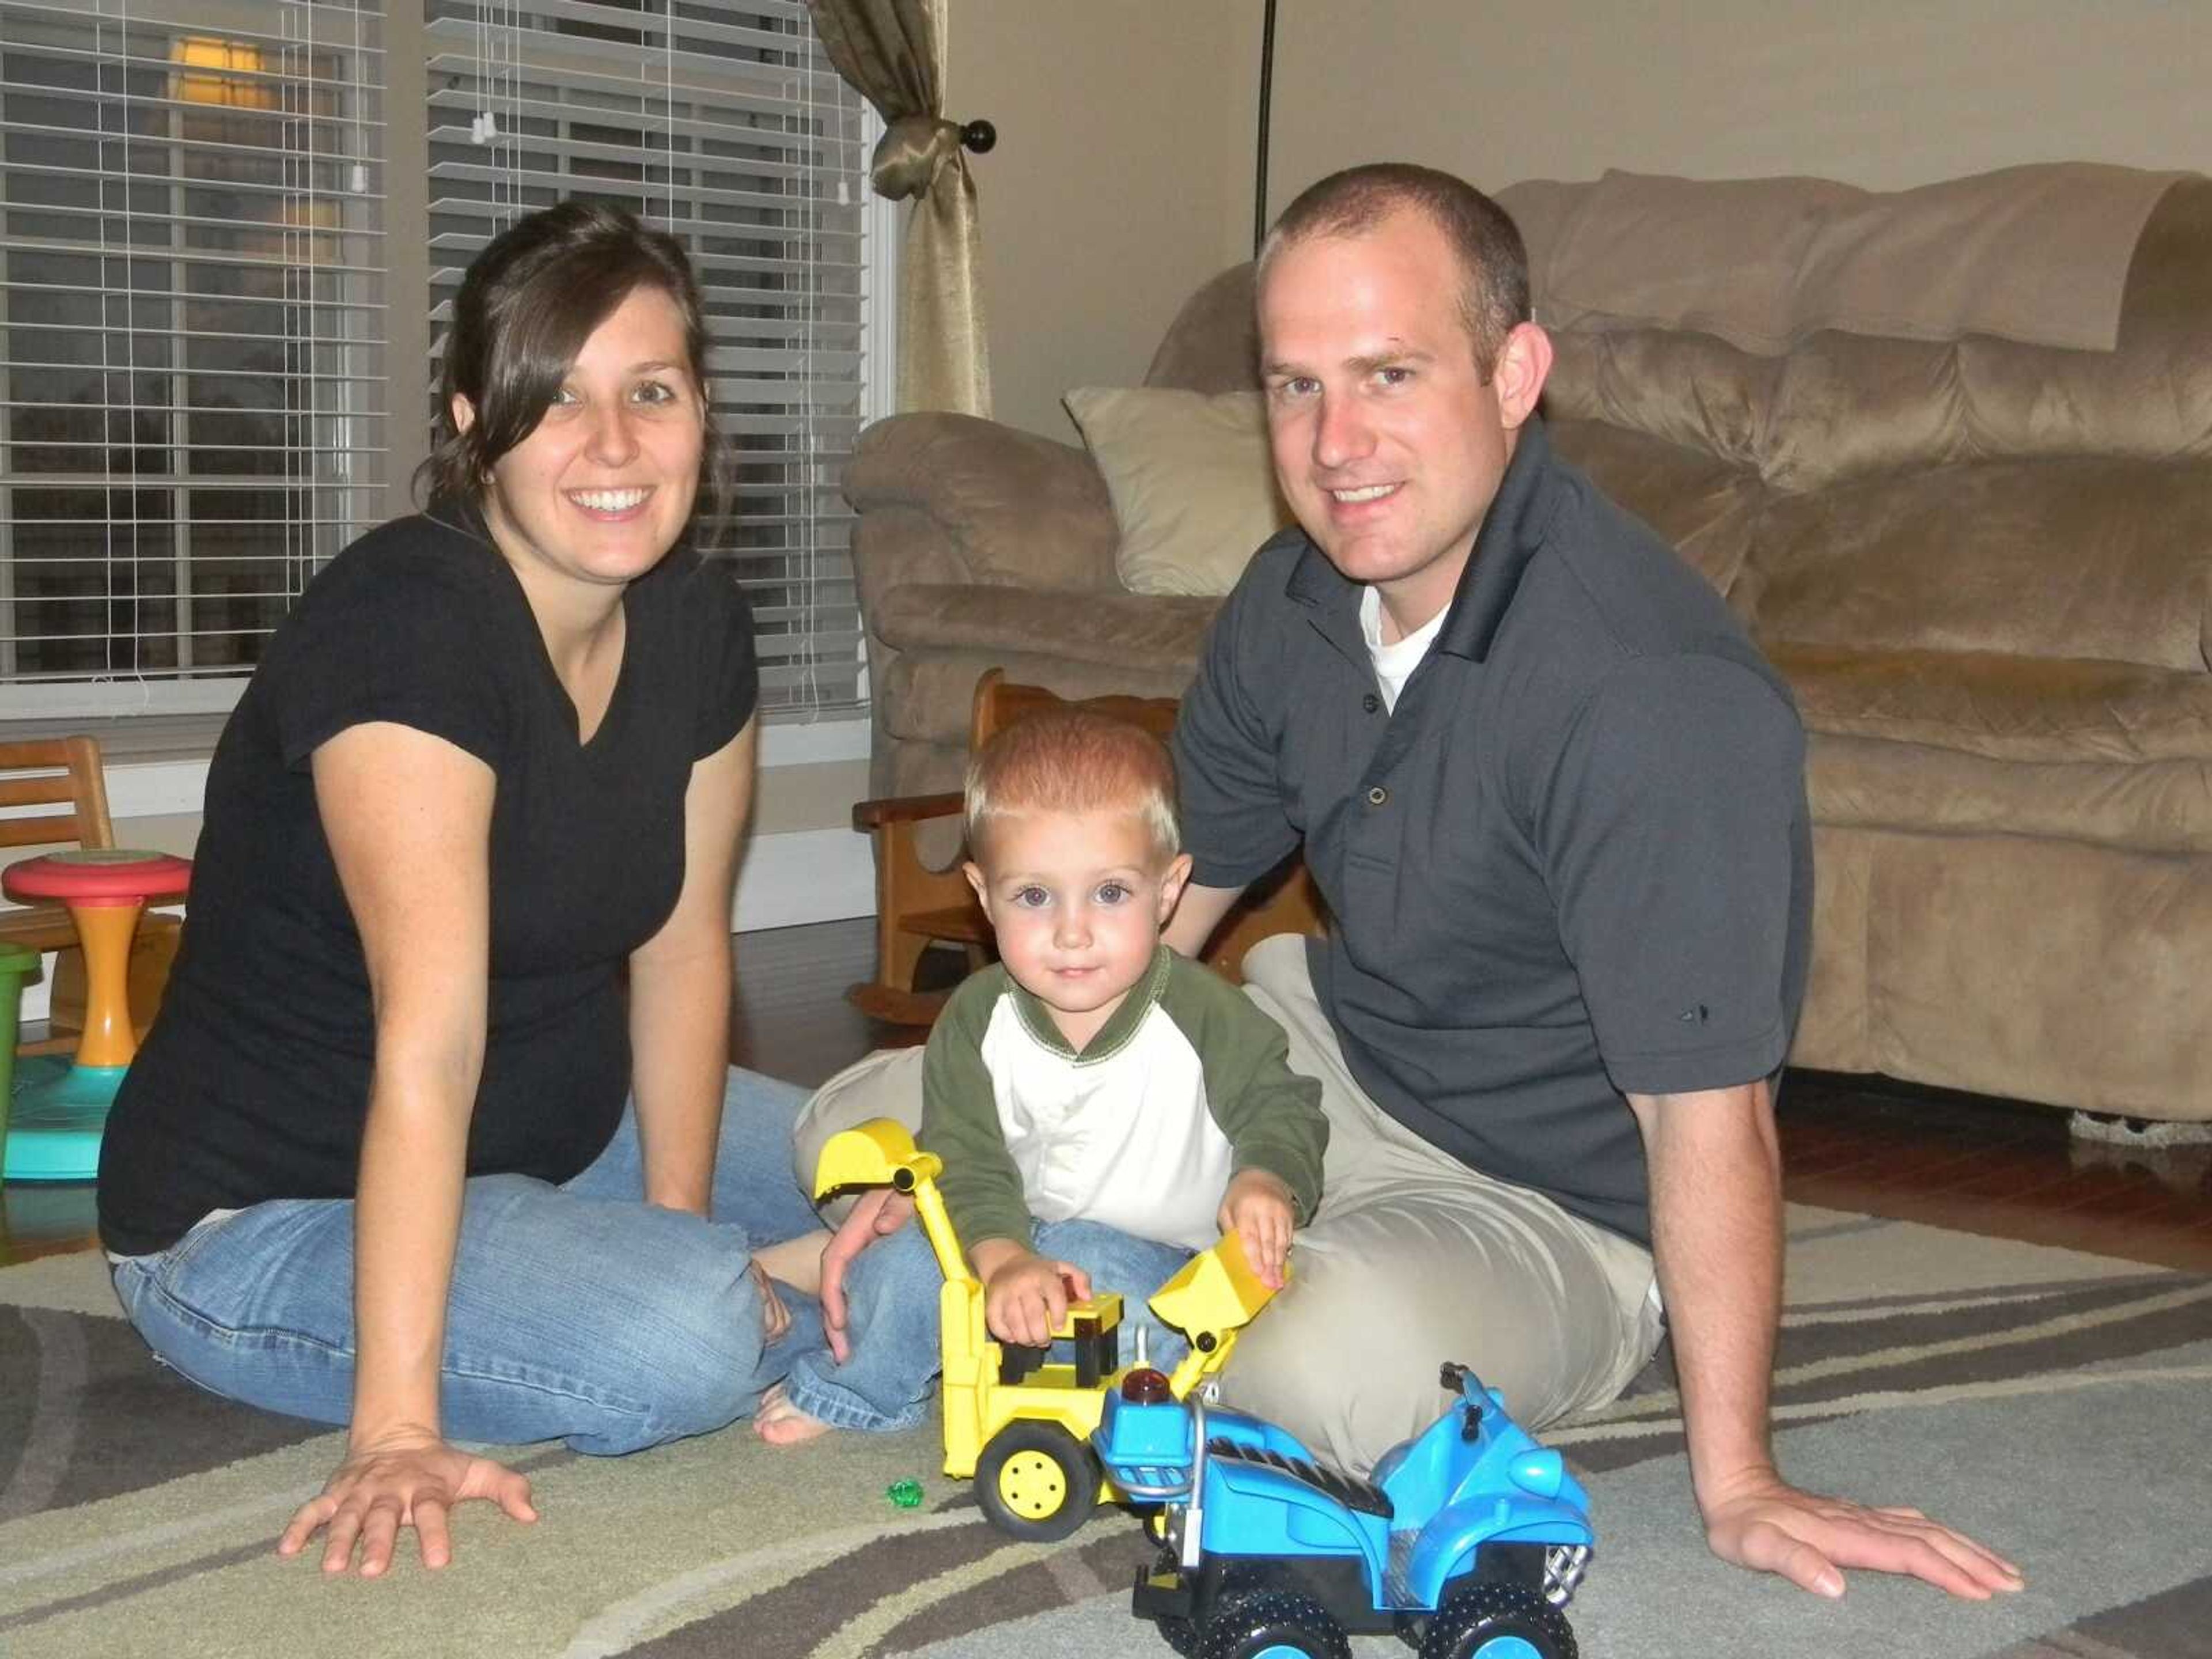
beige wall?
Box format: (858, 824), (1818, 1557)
(1263, 1), (2209, 205)
(949, 0), (2205, 444)
(953, 2), (2209, 449)
(951, 0), (1266, 440)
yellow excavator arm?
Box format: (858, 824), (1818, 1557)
(812, 1119), (972, 1287)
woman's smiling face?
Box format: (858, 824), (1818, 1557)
(464, 282), (705, 593)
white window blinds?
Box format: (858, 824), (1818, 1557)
(425, 0), (869, 715)
(0, 0), (385, 718)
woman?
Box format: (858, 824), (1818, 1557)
(96, 201), (829, 1577)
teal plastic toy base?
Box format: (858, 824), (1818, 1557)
(3, 1056), (124, 1182)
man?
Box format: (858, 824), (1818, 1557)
(1160, 162), (2021, 1603)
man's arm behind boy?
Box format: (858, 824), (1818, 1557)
(1162, 951), (1328, 1289)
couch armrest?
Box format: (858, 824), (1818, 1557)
(843, 412), (1122, 594)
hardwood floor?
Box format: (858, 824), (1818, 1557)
(1780, 1069), (2212, 1271)
(6, 917), (2209, 1272)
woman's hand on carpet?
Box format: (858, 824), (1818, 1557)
(820, 1187), (915, 1363)
(278, 1429), (539, 1577)
(1700, 1467), (2024, 1600)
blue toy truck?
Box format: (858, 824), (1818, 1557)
(1092, 1360), (1593, 1658)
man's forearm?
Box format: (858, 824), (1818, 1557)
(1627, 1080), (1785, 1510)
(1163, 880), (1248, 957)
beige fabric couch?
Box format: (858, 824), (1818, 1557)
(842, 171), (2212, 1122)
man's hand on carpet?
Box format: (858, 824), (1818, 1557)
(278, 1429), (538, 1577)
(1700, 1467), (2024, 1600)
(750, 1259), (793, 1345)
(820, 1187), (915, 1363)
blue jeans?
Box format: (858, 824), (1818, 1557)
(108, 1067), (827, 1455)
(781, 1214), (1196, 1433)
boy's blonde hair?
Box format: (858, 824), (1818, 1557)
(964, 709), (1181, 867)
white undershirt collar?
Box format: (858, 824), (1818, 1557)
(1360, 585), (1447, 713)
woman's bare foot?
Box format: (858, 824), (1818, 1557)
(753, 1381), (835, 1446)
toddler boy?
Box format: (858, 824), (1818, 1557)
(757, 708), (1326, 1441)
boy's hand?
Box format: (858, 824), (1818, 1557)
(976, 1241), (1092, 1349)
(1218, 1169), (1295, 1290)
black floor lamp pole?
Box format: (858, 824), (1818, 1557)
(1253, 0), (1277, 257)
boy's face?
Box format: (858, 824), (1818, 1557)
(964, 809), (1193, 1050)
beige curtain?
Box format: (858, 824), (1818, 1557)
(807, 0), (991, 416)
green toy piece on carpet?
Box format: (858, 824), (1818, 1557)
(885, 1479), (924, 1510)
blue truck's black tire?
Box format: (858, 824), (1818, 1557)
(1417, 1581), (1577, 1659)
(1198, 1590), (1351, 1659)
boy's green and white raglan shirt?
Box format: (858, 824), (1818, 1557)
(920, 945), (1327, 1253)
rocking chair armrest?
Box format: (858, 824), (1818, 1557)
(851, 790), (967, 832)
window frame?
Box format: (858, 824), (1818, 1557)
(0, 0), (388, 724)
(0, 0), (889, 743)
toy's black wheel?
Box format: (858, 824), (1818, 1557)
(974, 1421), (1099, 1542)
(1417, 1581), (1577, 1659)
(1199, 1590), (1350, 1659)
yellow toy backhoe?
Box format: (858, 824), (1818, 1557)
(813, 1116), (1281, 1541)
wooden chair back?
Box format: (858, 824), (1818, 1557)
(0, 736), (116, 851)
(967, 666), (1181, 756)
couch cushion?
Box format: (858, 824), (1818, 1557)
(880, 649), (1206, 750)
(1063, 386), (1293, 597)
(1512, 166), (2181, 357)
(1534, 176), (2212, 494)
(873, 582), (1218, 675)
(1779, 643), (2212, 854)
(1738, 459), (2212, 673)
(1546, 418), (1763, 597)
(1806, 732), (2212, 855)
(1143, 263), (1263, 395)
(1777, 643), (2212, 763)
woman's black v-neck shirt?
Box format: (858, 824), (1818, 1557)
(97, 501), (758, 1256)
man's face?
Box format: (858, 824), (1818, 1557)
(1257, 208), (1546, 638)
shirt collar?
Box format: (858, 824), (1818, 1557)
(1007, 943), (1174, 1062)
(1279, 414), (1559, 665)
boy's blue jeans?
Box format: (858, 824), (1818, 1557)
(107, 1067), (827, 1455)
(780, 1211), (1198, 1433)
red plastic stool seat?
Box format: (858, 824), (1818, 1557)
(4, 849), (192, 907)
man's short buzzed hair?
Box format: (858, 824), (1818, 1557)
(1260, 162), (1531, 379)
(964, 709), (1181, 868)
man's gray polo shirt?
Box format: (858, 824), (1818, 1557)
(1174, 417), (1812, 1248)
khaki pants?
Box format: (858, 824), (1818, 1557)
(794, 934), (1664, 1474)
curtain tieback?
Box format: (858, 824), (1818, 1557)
(870, 113), (994, 200)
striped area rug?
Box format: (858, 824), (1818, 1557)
(4, 1206), (2208, 1659)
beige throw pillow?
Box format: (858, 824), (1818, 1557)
(1063, 386), (1294, 597)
